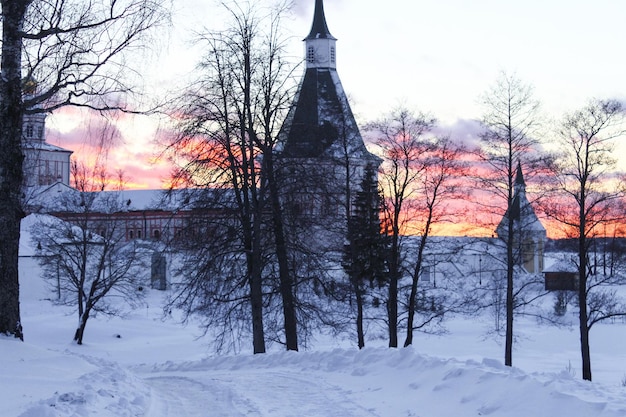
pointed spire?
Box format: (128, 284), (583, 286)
(306, 0), (336, 40)
(515, 161), (526, 187)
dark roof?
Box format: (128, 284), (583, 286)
(305, 0), (335, 40)
(280, 68), (343, 157)
(495, 163), (546, 236)
(504, 163), (527, 222)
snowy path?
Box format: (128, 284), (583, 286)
(144, 375), (243, 417)
(142, 370), (381, 417)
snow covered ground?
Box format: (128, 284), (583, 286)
(4, 256), (626, 416)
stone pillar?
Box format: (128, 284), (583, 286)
(151, 252), (167, 290)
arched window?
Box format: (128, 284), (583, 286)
(153, 229), (161, 240)
(137, 230), (142, 239)
(129, 230), (134, 240)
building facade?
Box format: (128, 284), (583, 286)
(22, 81), (72, 188)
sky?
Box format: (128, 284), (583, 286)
(5, 224), (626, 415)
(46, 0), (626, 189)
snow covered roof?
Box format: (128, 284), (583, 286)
(543, 254), (579, 273)
(22, 141), (73, 154)
(110, 189), (168, 211)
(27, 184), (235, 214)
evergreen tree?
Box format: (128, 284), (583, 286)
(343, 164), (388, 349)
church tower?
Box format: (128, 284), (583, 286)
(496, 163), (546, 273)
(277, 0), (380, 251)
(21, 78), (72, 188)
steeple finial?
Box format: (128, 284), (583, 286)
(306, 0), (335, 40)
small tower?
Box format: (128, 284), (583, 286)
(496, 162), (546, 273)
(304, 0), (337, 70)
(21, 78), (73, 188)
(277, 0), (380, 251)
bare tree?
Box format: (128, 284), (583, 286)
(402, 136), (467, 347)
(476, 72), (545, 367)
(366, 107), (466, 347)
(163, 1), (296, 354)
(366, 107), (435, 347)
(546, 98), (626, 381)
(32, 164), (146, 344)
(0, 0), (168, 339)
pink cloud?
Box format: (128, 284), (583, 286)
(45, 107), (173, 190)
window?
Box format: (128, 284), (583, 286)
(36, 126), (43, 139)
(129, 230), (134, 240)
(153, 229), (161, 240)
(26, 124), (34, 138)
(307, 46), (315, 63)
(330, 47), (335, 64)
(137, 229), (142, 239)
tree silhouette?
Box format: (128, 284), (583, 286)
(343, 164), (388, 349)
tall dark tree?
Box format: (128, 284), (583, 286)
(343, 164), (388, 349)
(164, 1), (295, 354)
(257, 4), (299, 350)
(0, 0), (31, 340)
(0, 0), (168, 340)
(547, 99), (626, 381)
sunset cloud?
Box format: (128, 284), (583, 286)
(46, 107), (171, 190)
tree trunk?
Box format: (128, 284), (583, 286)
(404, 265), (420, 347)
(505, 258), (514, 366)
(579, 291), (591, 381)
(267, 155), (298, 351)
(503, 155), (516, 368)
(404, 238), (423, 347)
(404, 286), (416, 347)
(355, 283), (365, 349)
(249, 240), (266, 354)
(404, 214), (432, 347)
(73, 310), (90, 345)
(579, 210), (592, 381)
(505, 200), (515, 367)
(387, 211), (401, 348)
(387, 271), (398, 348)
(0, 0), (30, 341)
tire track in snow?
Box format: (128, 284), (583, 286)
(142, 370), (381, 417)
(215, 370), (382, 417)
(144, 375), (248, 417)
